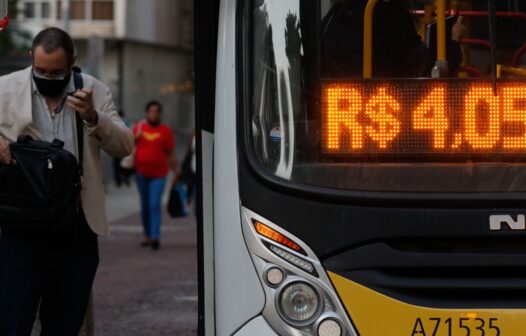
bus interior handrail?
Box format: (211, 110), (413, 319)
(363, 0), (379, 79)
(411, 10), (526, 21)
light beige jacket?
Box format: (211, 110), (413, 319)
(0, 67), (134, 235)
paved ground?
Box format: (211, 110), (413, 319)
(93, 182), (198, 336)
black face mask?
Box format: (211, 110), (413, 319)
(33, 72), (71, 98)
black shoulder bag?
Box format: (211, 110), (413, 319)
(0, 70), (85, 231)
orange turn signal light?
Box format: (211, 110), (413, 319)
(254, 220), (305, 254)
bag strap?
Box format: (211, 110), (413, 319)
(73, 67), (84, 178)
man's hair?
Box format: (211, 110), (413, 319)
(145, 100), (163, 113)
(32, 27), (75, 65)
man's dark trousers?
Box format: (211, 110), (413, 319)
(0, 212), (99, 336)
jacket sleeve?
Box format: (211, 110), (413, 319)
(85, 84), (134, 158)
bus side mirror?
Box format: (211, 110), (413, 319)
(0, 0), (7, 31)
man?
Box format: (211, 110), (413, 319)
(0, 28), (133, 335)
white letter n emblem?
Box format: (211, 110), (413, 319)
(490, 215), (526, 231)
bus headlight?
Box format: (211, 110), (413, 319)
(279, 282), (321, 324)
(242, 207), (358, 336)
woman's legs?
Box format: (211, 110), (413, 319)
(147, 177), (167, 247)
(135, 173), (151, 241)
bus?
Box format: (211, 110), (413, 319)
(195, 0), (526, 335)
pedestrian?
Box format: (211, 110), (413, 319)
(134, 100), (177, 250)
(0, 27), (134, 335)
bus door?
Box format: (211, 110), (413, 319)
(200, 0), (526, 335)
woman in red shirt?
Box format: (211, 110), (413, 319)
(134, 101), (176, 250)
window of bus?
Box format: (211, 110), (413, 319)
(249, 0), (526, 193)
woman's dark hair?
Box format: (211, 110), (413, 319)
(32, 27), (76, 65)
(145, 100), (163, 113)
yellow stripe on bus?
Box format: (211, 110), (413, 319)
(329, 272), (526, 336)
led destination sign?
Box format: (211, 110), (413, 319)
(322, 80), (526, 159)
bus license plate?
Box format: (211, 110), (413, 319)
(411, 317), (501, 336)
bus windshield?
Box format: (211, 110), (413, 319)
(249, 0), (526, 192)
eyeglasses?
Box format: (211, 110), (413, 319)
(33, 69), (70, 81)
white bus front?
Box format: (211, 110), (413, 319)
(196, 0), (526, 335)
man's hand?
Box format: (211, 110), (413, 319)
(0, 136), (12, 165)
(451, 16), (467, 42)
(66, 88), (98, 124)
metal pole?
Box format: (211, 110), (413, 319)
(488, 0), (497, 95)
(363, 0), (379, 78)
(63, 0), (70, 32)
(432, 0), (449, 78)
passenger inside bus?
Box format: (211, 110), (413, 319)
(321, 0), (466, 78)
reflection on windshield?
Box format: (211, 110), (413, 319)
(253, 0), (302, 179)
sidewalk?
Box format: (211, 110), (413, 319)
(93, 181), (198, 336)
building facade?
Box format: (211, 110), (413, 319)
(17, 0), (194, 135)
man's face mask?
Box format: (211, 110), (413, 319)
(33, 70), (71, 98)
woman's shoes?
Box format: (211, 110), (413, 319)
(141, 237), (152, 247)
(140, 237), (160, 250)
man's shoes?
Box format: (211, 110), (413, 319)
(151, 240), (160, 250)
(141, 238), (151, 247)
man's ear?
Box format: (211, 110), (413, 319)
(29, 49), (32, 58)
(72, 55), (77, 66)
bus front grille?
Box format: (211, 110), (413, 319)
(324, 237), (526, 308)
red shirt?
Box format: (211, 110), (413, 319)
(134, 122), (175, 178)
